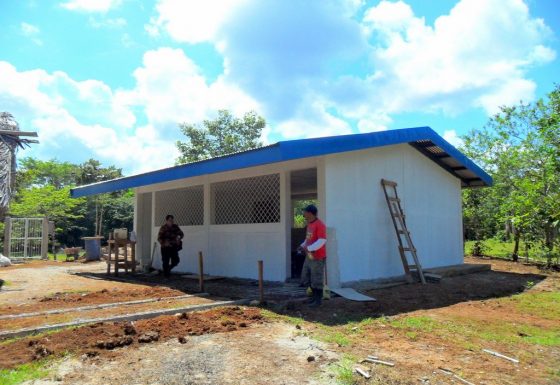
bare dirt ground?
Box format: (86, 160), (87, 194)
(30, 322), (337, 385)
(1, 257), (558, 384)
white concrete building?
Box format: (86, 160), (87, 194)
(71, 127), (492, 287)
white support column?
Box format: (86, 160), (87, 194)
(282, 170), (291, 280)
(151, 191), (156, 254)
(133, 190), (139, 235)
(317, 157), (326, 222)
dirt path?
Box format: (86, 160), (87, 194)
(0, 262), (153, 306)
(20, 322), (337, 385)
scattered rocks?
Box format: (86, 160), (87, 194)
(95, 336), (133, 350)
(82, 351), (99, 359)
(175, 312), (189, 320)
(123, 323), (137, 335)
(239, 322), (248, 328)
(307, 355), (315, 362)
(138, 331), (160, 343)
(33, 345), (53, 359)
(178, 336), (187, 344)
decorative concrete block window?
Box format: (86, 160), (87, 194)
(154, 185), (204, 226)
(211, 174), (280, 224)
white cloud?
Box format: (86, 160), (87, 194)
(119, 48), (260, 128)
(148, 0), (554, 140)
(0, 61), (150, 173)
(0, 48), (262, 173)
(61, 0), (121, 12)
(273, 100), (353, 139)
(359, 0), (555, 116)
(147, 0), (248, 43)
(443, 129), (464, 148)
(20, 22), (42, 45)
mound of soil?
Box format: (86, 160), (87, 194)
(0, 306), (264, 369)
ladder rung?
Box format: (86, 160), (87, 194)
(408, 265), (417, 270)
(392, 213), (405, 218)
(399, 247), (416, 252)
(381, 179), (397, 187)
(388, 197), (400, 202)
(397, 229), (409, 234)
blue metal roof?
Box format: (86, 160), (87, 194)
(70, 126), (492, 198)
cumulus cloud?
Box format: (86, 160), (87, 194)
(146, 0), (248, 43)
(118, 47), (260, 130)
(0, 48), (261, 173)
(360, 0), (555, 116)
(443, 129), (464, 148)
(148, 0), (554, 141)
(61, 0), (121, 12)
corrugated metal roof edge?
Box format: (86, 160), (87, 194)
(70, 126), (492, 198)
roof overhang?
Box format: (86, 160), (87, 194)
(71, 126), (492, 198)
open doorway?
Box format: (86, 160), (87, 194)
(289, 168), (317, 279)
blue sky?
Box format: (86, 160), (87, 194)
(1, 0), (558, 174)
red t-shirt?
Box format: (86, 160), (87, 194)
(305, 219), (327, 259)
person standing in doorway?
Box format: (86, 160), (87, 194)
(158, 214), (184, 278)
(298, 205), (327, 307)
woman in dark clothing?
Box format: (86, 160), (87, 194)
(157, 214), (184, 278)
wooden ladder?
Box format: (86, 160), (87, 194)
(380, 179), (426, 284)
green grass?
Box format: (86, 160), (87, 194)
(260, 309), (305, 327)
(317, 330), (351, 347)
(464, 239), (557, 262)
(329, 355), (357, 385)
(47, 252), (85, 262)
(508, 292), (560, 320)
(0, 360), (52, 385)
(388, 316), (436, 332)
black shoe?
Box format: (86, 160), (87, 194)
(309, 289), (322, 307)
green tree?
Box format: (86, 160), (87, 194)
(176, 110), (265, 164)
(9, 186), (87, 246)
(461, 84), (560, 263)
(9, 158), (133, 246)
(16, 157), (78, 190)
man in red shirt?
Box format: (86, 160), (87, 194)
(298, 204), (327, 307)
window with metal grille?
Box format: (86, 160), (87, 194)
(211, 174), (280, 224)
(154, 185), (204, 226)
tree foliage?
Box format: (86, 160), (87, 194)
(8, 158), (133, 246)
(176, 110), (265, 164)
(461, 84), (560, 263)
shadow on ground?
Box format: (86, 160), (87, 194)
(73, 268), (546, 326)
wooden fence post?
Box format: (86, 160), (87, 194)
(258, 260), (264, 303)
(198, 251), (204, 292)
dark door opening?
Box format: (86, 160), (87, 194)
(289, 168), (317, 279)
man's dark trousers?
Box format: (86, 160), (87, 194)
(161, 246), (180, 277)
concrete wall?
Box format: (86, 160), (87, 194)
(136, 157), (321, 282)
(324, 144), (463, 284)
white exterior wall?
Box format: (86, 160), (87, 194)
(136, 157), (322, 282)
(324, 144), (463, 284)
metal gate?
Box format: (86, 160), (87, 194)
(3, 217), (48, 259)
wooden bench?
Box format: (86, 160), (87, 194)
(106, 240), (136, 276)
